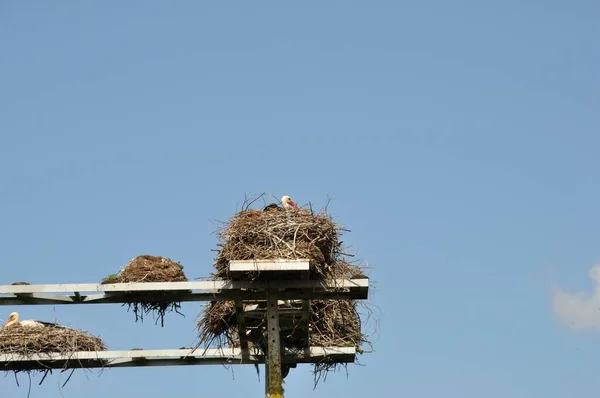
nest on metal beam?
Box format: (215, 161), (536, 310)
(197, 296), (373, 385)
(196, 300), (237, 349)
(307, 299), (372, 386)
(198, 297), (368, 352)
(0, 324), (107, 387)
(101, 255), (189, 326)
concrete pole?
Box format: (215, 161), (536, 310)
(265, 291), (283, 398)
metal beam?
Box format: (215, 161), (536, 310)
(0, 347), (355, 371)
(234, 300), (249, 352)
(300, 299), (310, 347)
(300, 270), (310, 347)
(0, 279), (368, 306)
(0, 279), (368, 294)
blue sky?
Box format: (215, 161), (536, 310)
(1, 1), (599, 397)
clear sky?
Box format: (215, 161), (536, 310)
(1, 1), (599, 397)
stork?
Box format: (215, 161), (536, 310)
(2, 312), (63, 328)
(281, 195), (297, 209)
(263, 195), (297, 211)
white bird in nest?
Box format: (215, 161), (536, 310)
(263, 195), (298, 211)
(2, 312), (64, 328)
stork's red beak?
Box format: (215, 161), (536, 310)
(289, 200), (297, 208)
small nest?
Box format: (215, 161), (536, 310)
(0, 324), (107, 386)
(214, 208), (346, 280)
(102, 255), (187, 284)
(101, 255), (189, 326)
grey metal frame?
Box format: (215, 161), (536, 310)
(0, 259), (370, 398)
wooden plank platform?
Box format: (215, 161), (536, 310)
(228, 259), (311, 282)
(229, 259), (310, 273)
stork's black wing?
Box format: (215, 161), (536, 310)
(263, 203), (282, 211)
(36, 320), (65, 328)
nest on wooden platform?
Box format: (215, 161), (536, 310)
(213, 206), (349, 280)
(101, 255), (188, 326)
(0, 324), (107, 386)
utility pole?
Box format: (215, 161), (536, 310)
(266, 291), (283, 398)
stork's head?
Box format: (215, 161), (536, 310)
(3, 312), (18, 328)
(281, 195), (297, 209)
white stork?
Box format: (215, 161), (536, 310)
(263, 195), (298, 211)
(281, 195), (297, 209)
(2, 312), (63, 328)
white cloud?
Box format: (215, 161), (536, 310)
(553, 265), (600, 330)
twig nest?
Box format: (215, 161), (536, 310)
(197, 200), (374, 385)
(199, 207), (367, 350)
(197, 301), (236, 346)
(309, 300), (362, 347)
(0, 324), (106, 356)
(215, 209), (342, 279)
(102, 255), (187, 284)
(100, 255), (188, 326)
(198, 299), (365, 350)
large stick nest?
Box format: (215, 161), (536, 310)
(101, 255), (189, 326)
(197, 200), (374, 383)
(214, 208), (347, 280)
